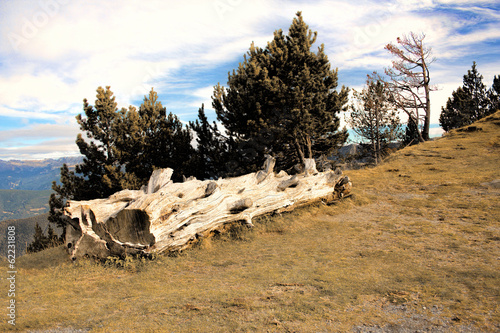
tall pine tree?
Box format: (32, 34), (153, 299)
(347, 79), (402, 164)
(189, 104), (228, 179)
(49, 87), (195, 230)
(440, 62), (492, 131)
(439, 87), (472, 132)
(213, 12), (348, 173)
(488, 75), (500, 114)
(462, 62), (490, 122)
(116, 89), (194, 186)
(75, 86), (124, 198)
(50, 86), (125, 231)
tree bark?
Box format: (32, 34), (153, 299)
(420, 42), (431, 141)
(294, 136), (306, 167)
(306, 134), (313, 159)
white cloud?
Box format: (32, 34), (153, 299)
(0, 138), (81, 160)
(436, 0), (499, 5)
(0, 106), (81, 126)
(0, 0), (499, 159)
(0, 0), (279, 117)
(188, 85), (214, 108)
(0, 122), (81, 160)
(441, 24), (500, 48)
(0, 123), (79, 141)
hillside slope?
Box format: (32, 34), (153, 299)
(5, 112), (500, 332)
(0, 189), (52, 221)
(0, 213), (57, 257)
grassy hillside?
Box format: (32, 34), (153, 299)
(3, 112), (499, 332)
(0, 189), (52, 221)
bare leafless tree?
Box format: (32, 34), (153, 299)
(374, 32), (436, 141)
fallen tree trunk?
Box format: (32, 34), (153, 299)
(63, 156), (352, 260)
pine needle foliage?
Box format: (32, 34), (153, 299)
(440, 62), (499, 131)
(347, 79), (402, 164)
(49, 87), (194, 229)
(27, 223), (62, 253)
(189, 104), (228, 180)
(213, 12), (348, 174)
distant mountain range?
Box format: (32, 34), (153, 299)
(0, 189), (53, 221)
(0, 157), (83, 222)
(0, 156), (82, 190)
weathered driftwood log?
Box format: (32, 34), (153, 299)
(63, 157), (352, 260)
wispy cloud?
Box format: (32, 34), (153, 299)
(0, 138), (81, 160)
(0, 123), (79, 141)
(0, 122), (80, 160)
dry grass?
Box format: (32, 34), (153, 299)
(2, 112), (499, 332)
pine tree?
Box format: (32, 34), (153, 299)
(462, 62), (490, 122)
(46, 224), (61, 248)
(213, 12), (348, 173)
(26, 223), (62, 253)
(75, 86), (124, 198)
(109, 105), (142, 189)
(162, 112), (195, 181)
(49, 87), (196, 231)
(27, 223), (48, 253)
(488, 75), (500, 114)
(189, 104), (228, 179)
(347, 79), (402, 164)
(439, 62), (491, 131)
(439, 87), (472, 132)
(402, 116), (421, 146)
(49, 86), (126, 229)
(115, 89), (194, 185)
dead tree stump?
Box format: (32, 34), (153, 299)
(63, 156), (352, 259)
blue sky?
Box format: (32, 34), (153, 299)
(0, 0), (499, 160)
